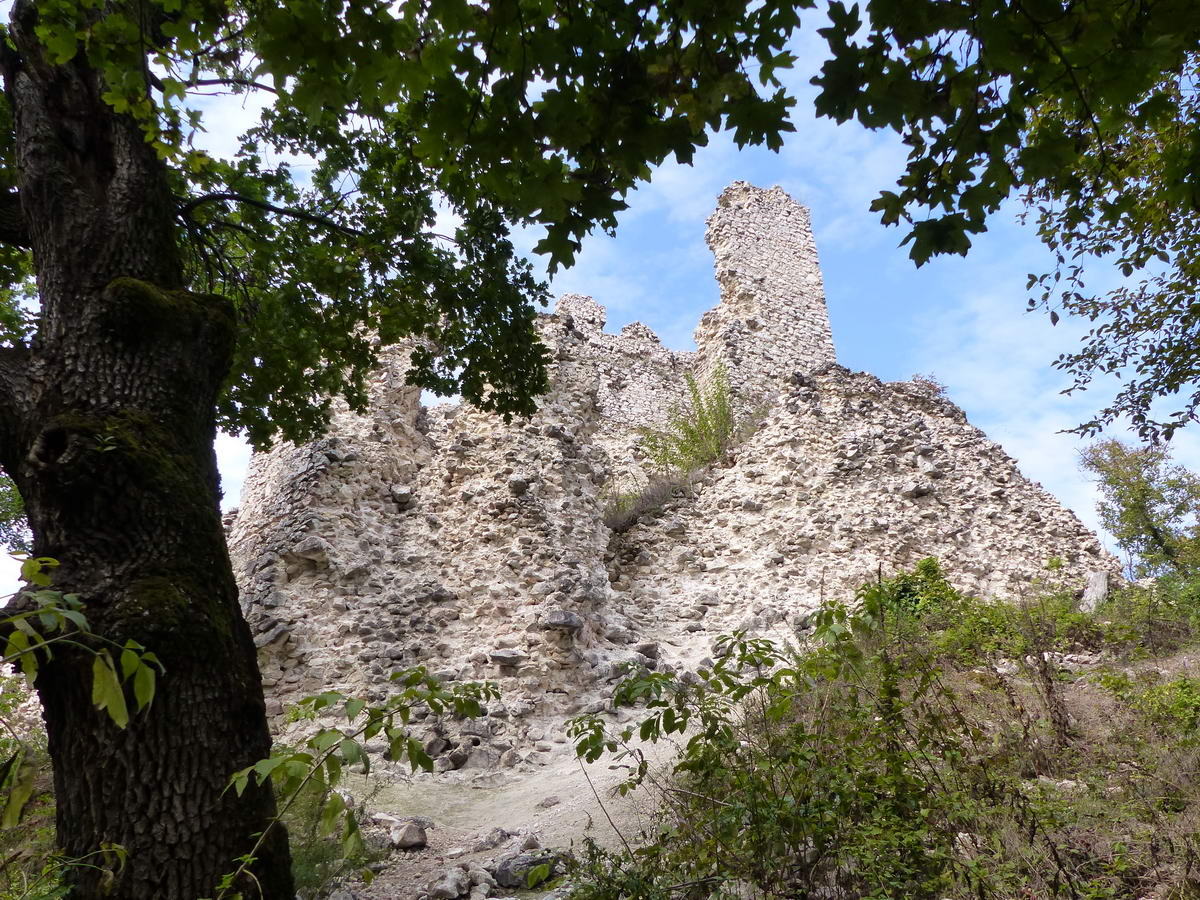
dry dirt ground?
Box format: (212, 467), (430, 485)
(348, 735), (681, 900)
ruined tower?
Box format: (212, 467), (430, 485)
(695, 182), (835, 401)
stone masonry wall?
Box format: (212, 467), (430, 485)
(694, 181), (835, 406)
(227, 182), (1118, 779)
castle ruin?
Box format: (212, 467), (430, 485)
(227, 182), (1117, 766)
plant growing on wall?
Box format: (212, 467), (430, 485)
(638, 365), (739, 475)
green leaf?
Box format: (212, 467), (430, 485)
(406, 737), (433, 773)
(319, 787), (346, 836)
(0, 751), (36, 828)
(92, 652), (129, 728)
(252, 755), (287, 783)
(133, 662), (156, 712)
(526, 862), (552, 888)
(342, 813), (365, 859)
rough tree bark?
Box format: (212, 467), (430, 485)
(0, 2), (293, 897)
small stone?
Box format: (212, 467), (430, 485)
(489, 648), (527, 667)
(507, 476), (530, 496)
(427, 866), (471, 899)
(390, 484), (417, 508)
(536, 795), (561, 809)
(471, 827), (509, 852)
(543, 609), (584, 632)
(498, 749), (520, 767)
(424, 736), (451, 757)
(489, 849), (563, 889)
(292, 535), (332, 562)
(468, 865), (497, 887)
(253, 623), (290, 648)
(633, 642), (659, 660)
(899, 480), (933, 499)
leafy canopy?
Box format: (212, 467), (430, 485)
(1, 0), (806, 447)
(0, 474), (27, 553)
(813, 0), (1200, 439)
(1027, 58), (1200, 441)
(5, 1), (1198, 450)
(1080, 438), (1200, 578)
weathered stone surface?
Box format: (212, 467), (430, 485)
(488, 849), (567, 889)
(489, 648), (527, 667)
(426, 867), (470, 900)
(390, 821), (427, 850)
(1081, 570), (1110, 613)
(227, 181), (1121, 773)
(542, 609), (584, 632)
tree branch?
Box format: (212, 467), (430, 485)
(189, 78), (278, 95)
(178, 192), (364, 237)
(0, 191), (31, 249)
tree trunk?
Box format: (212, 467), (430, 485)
(0, 2), (293, 897)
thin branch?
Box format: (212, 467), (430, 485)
(178, 192), (365, 237)
(189, 77), (278, 95)
(576, 756), (635, 856)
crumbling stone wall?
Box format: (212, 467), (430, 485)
(695, 181), (835, 406)
(227, 182), (1118, 775)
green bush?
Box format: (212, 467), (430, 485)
(637, 365), (738, 475)
(279, 771), (383, 900)
(1093, 575), (1200, 653)
(1100, 672), (1200, 737)
(879, 556), (961, 617)
(569, 590), (1011, 898)
(567, 563), (1200, 899)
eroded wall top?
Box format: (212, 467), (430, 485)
(696, 181), (835, 400)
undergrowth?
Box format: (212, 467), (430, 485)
(279, 758), (386, 900)
(568, 561), (1200, 899)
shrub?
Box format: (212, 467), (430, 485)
(638, 365), (737, 475)
(1101, 672), (1200, 737)
(880, 556), (961, 617)
(569, 591), (1013, 898)
(910, 372), (948, 398)
(600, 474), (686, 533)
(568, 563), (1200, 899)
(1093, 574), (1200, 653)
(278, 765), (384, 900)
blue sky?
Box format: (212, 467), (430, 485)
(3, 21), (1191, 594)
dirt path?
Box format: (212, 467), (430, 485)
(354, 738), (679, 899)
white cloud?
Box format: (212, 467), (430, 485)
(217, 433), (254, 512)
(0, 554), (18, 599)
(911, 283), (1200, 551)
